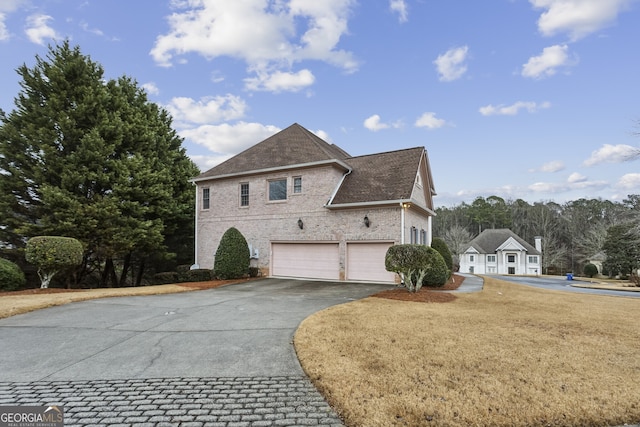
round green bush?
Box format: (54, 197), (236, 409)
(421, 247), (449, 287)
(0, 258), (26, 291)
(583, 263), (599, 278)
(213, 227), (250, 280)
(181, 269), (212, 282)
(431, 237), (453, 276)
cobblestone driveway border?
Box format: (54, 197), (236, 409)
(0, 376), (344, 426)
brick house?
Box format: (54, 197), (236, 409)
(191, 123), (437, 283)
(459, 229), (542, 276)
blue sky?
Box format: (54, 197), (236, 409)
(1, 0), (639, 207)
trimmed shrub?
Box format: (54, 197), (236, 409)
(152, 272), (179, 285)
(248, 267), (260, 278)
(25, 236), (83, 288)
(213, 227), (250, 279)
(0, 258), (26, 291)
(181, 269), (212, 282)
(421, 247), (449, 287)
(583, 263), (599, 278)
(431, 237), (453, 276)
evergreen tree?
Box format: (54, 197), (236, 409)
(0, 41), (199, 287)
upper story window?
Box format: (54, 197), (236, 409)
(469, 255), (475, 262)
(507, 254), (516, 263)
(487, 255), (496, 263)
(240, 183), (249, 207)
(269, 179), (287, 201)
(202, 187), (210, 210)
(528, 256), (538, 263)
(293, 176), (302, 194)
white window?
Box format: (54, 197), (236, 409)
(487, 255), (496, 263)
(202, 188), (210, 210)
(528, 256), (538, 263)
(469, 255), (474, 262)
(269, 179), (287, 201)
(293, 176), (302, 194)
(240, 183), (249, 207)
(507, 255), (516, 263)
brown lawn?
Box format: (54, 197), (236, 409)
(294, 276), (640, 427)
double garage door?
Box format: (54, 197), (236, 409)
(271, 242), (396, 283)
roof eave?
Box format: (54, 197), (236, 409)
(326, 198), (436, 215)
(190, 159), (351, 183)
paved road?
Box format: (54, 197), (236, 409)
(0, 278), (393, 426)
(493, 275), (640, 298)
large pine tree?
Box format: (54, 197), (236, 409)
(0, 41), (199, 287)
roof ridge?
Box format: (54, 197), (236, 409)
(346, 146), (424, 160)
(295, 124), (350, 160)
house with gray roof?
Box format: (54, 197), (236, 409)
(191, 123), (436, 283)
(459, 229), (542, 276)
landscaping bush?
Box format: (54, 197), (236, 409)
(583, 263), (599, 278)
(431, 237), (453, 276)
(152, 272), (179, 285)
(25, 236), (83, 288)
(248, 267), (260, 278)
(0, 258), (26, 291)
(421, 247), (449, 287)
(181, 269), (212, 282)
(213, 227), (250, 279)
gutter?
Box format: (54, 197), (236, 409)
(324, 168), (352, 207)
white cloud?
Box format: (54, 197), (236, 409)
(142, 82), (160, 95)
(567, 172), (587, 183)
(617, 173), (640, 189)
(150, 0), (358, 92)
(583, 144), (640, 166)
(415, 112), (446, 129)
(25, 14), (60, 45)
(181, 121), (280, 157)
(165, 95), (248, 125)
(434, 46), (469, 82)
(244, 69), (315, 92)
(529, 178), (608, 194)
(540, 160), (565, 173)
(479, 101), (551, 116)
(521, 44), (576, 79)
(364, 114), (388, 131)
(390, 0), (408, 23)
(79, 21), (104, 37)
(0, 13), (9, 41)
(530, 0), (635, 41)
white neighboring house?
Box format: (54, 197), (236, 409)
(459, 229), (542, 275)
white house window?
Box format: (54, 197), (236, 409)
(293, 176), (302, 194)
(507, 254), (516, 263)
(420, 229), (427, 245)
(269, 179), (287, 201)
(202, 188), (210, 210)
(528, 256), (538, 263)
(469, 255), (474, 262)
(240, 183), (249, 207)
(487, 255), (496, 263)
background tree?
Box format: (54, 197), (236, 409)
(0, 41), (199, 287)
(603, 223), (640, 278)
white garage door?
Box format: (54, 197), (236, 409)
(271, 243), (340, 280)
(346, 242), (396, 283)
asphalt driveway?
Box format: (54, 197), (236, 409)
(0, 278), (393, 383)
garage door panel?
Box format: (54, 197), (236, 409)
(347, 242), (396, 283)
(272, 243), (339, 280)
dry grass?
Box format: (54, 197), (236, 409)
(0, 279), (247, 319)
(295, 276), (640, 427)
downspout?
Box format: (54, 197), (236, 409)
(400, 202), (406, 244)
(193, 183), (199, 268)
(325, 169), (352, 206)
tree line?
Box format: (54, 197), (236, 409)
(434, 195), (640, 277)
(0, 41), (199, 288)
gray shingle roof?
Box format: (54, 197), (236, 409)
(331, 147), (425, 204)
(466, 228), (540, 255)
(194, 123), (350, 180)
(194, 123), (431, 206)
